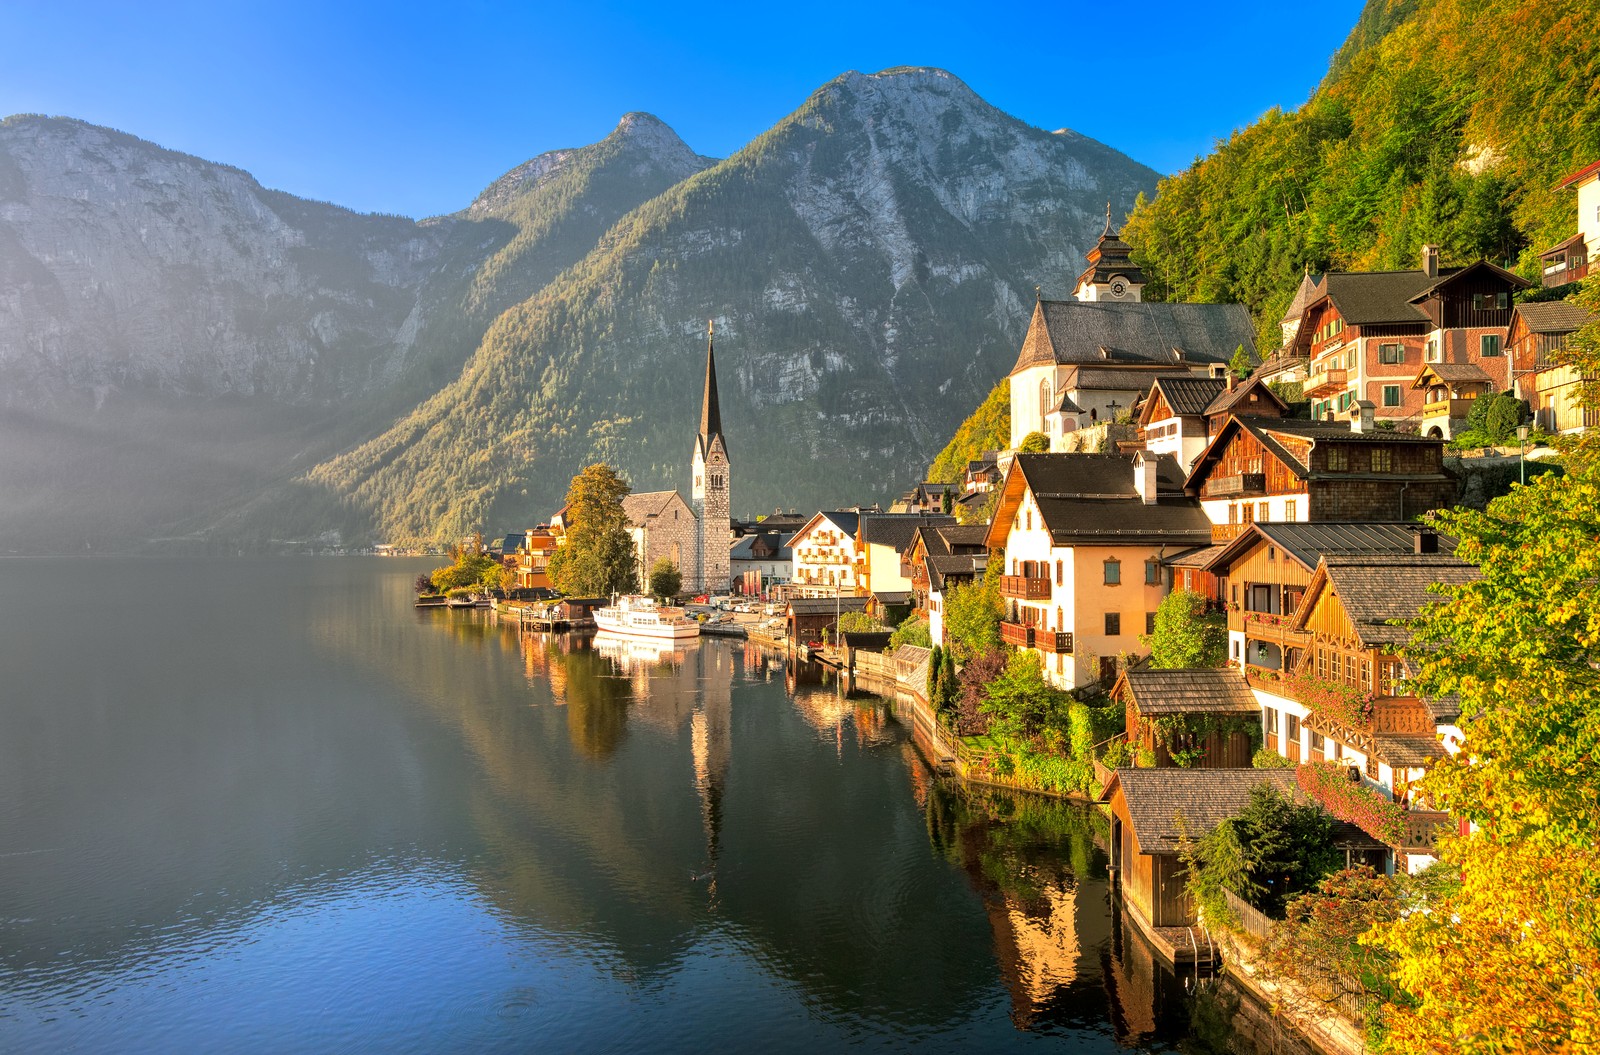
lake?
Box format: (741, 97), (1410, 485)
(0, 557), (1277, 1053)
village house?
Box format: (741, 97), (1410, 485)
(787, 510), (862, 597)
(984, 452), (1211, 689)
(1008, 222), (1257, 449)
(854, 512), (957, 619)
(890, 482), (958, 515)
(1111, 668), (1260, 769)
(1202, 521), (1456, 674)
(1288, 248), (1525, 427)
(729, 530), (792, 597)
(1183, 409), (1456, 542)
(905, 522), (989, 648)
(784, 595), (870, 645)
(499, 526), (558, 591)
(1101, 768), (1384, 954)
(621, 489), (698, 591)
(1243, 547), (1476, 872)
(1537, 158), (1600, 288)
(1509, 299), (1599, 435)
(1136, 374), (1289, 475)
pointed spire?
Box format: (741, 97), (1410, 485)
(1103, 200), (1113, 236)
(699, 319), (723, 445)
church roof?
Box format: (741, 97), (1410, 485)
(1279, 269), (1324, 326)
(1009, 300), (1256, 376)
(698, 323), (726, 458)
(622, 490), (692, 523)
(1075, 221), (1147, 290)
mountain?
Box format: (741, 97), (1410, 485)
(0, 68), (1158, 551)
(1121, 0), (1600, 349)
(309, 68), (1159, 542)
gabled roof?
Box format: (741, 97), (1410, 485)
(1411, 361), (1493, 389)
(1406, 259), (1530, 304)
(1100, 769), (1301, 852)
(1292, 553), (1479, 648)
(858, 513), (957, 554)
(1539, 231), (1587, 259)
(1559, 158), (1600, 189)
(1203, 376), (1291, 419)
(730, 532), (791, 561)
(1113, 668), (1259, 716)
(1205, 522), (1457, 574)
(985, 452), (1211, 549)
(621, 489), (691, 523)
(1010, 299), (1256, 375)
(1314, 270), (1445, 327)
(1513, 299), (1594, 336)
(1185, 416), (1447, 494)
(1280, 269), (1324, 326)
(792, 510), (861, 542)
(786, 596), (871, 616)
(1142, 376), (1228, 421)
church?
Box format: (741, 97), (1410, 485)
(624, 324), (732, 595)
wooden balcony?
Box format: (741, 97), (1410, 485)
(1208, 472), (1267, 498)
(1035, 629), (1074, 654)
(1210, 522), (1248, 543)
(999, 574), (1050, 600)
(1241, 609), (1310, 646)
(1000, 621), (1035, 648)
(1422, 397), (1477, 420)
(1305, 368), (1349, 396)
(1542, 260), (1590, 288)
(1399, 810), (1454, 853)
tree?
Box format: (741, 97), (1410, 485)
(548, 463), (639, 596)
(1181, 782), (1340, 919)
(981, 650), (1070, 739)
(1229, 343), (1256, 380)
(647, 557), (682, 601)
(1018, 431), (1050, 454)
(889, 615), (931, 650)
(1140, 588), (1226, 668)
(943, 574), (1002, 662)
(927, 644), (945, 707)
(1368, 292), (1600, 1052)
(940, 487), (953, 515)
(837, 611), (887, 634)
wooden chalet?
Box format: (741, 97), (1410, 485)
(1137, 375), (1228, 474)
(785, 595), (870, 645)
(1537, 158), (1600, 287)
(1184, 415), (1455, 541)
(1111, 668), (1258, 769)
(1508, 299), (1599, 435)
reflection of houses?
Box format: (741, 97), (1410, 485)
(1509, 300), (1599, 435)
(1008, 223), (1256, 449)
(1184, 413), (1455, 541)
(985, 452), (1210, 689)
(1112, 669), (1258, 768)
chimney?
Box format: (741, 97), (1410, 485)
(1414, 528), (1439, 555)
(1422, 244), (1440, 279)
(1134, 450), (1158, 505)
(1227, 372), (1237, 393)
(1351, 399), (1376, 433)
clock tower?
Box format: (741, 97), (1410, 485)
(691, 322), (732, 594)
(1072, 204), (1146, 302)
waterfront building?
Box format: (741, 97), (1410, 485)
(1110, 668), (1260, 769)
(984, 452), (1211, 690)
(691, 325), (733, 594)
(730, 530), (791, 597)
(787, 511), (862, 597)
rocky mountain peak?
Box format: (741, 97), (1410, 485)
(607, 111), (714, 175)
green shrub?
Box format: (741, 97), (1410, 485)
(1253, 748), (1295, 768)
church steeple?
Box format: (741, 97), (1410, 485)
(698, 320), (725, 454)
(1072, 203), (1145, 303)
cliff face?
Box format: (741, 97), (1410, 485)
(0, 70), (1160, 551)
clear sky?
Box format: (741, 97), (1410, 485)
(1, 0), (1368, 219)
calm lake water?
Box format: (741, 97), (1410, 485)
(0, 558), (1277, 1053)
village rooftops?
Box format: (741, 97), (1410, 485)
(1203, 521), (1458, 573)
(1113, 668), (1258, 715)
(1009, 299), (1257, 375)
(1100, 769), (1300, 850)
(1514, 299), (1594, 335)
(1293, 553), (1479, 649)
(1139, 376), (1229, 420)
(858, 512), (957, 554)
(985, 452), (1212, 548)
(1185, 416), (1450, 494)
(621, 489), (692, 522)
(1201, 375), (1290, 420)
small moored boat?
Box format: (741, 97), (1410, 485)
(593, 595), (701, 640)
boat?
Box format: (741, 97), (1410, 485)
(593, 595), (701, 640)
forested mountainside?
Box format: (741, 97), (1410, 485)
(308, 68), (1158, 543)
(1122, 0), (1600, 351)
(927, 378), (1009, 484)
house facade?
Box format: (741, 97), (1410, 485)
(788, 511), (862, 597)
(984, 452), (1211, 689)
(906, 523), (988, 648)
(1538, 158), (1600, 288)
(1509, 299), (1599, 435)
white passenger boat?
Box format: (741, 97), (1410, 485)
(593, 595), (701, 640)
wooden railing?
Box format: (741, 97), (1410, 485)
(998, 574), (1050, 600)
(1422, 397), (1476, 419)
(1210, 522), (1248, 543)
(1305, 367), (1349, 396)
(1399, 810), (1453, 852)
(1207, 472), (1267, 498)
(1035, 630), (1074, 654)
(1221, 888), (1276, 944)
(999, 621), (1035, 649)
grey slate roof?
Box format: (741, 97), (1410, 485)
(1013, 453), (1213, 545)
(1239, 523), (1457, 571)
(1416, 362), (1492, 386)
(1318, 270), (1449, 326)
(1318, 555), (1479, 647)
(1010, 300), (1257, 375)
(1148, 376), (1228, 417)
(1280, 270), (1325, 326)
(1119, 669), (1259, 715)
(1514, 299), (1593, 335)
(810, 511), (861, 537)
(787, 597), (870, 616)
(1064, 365), (1197, 392)
(1203, 377), (1290, 418)
(622, 490), (691, 523)
(858, 513), (957, 553)
(1166, 543), (1229, 568)
(1105, 769), (1301, 851)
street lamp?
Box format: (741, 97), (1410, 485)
(1516, 423), (1531, 486)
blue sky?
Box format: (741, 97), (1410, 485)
(1, 0), (1368, 218)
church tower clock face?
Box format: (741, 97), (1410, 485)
(1110, 279), (1127, 299)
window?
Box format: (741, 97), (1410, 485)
(1481, 333), (1502, 357)
(1372, 448), (1392, 472)
(1285, 500), (1297, 521)
(1055, 560), (1063, 586)
(1145, 612), (1157, 635)
(1383, 384), (1402, 407)
(1264, 708), (1279, 735)
(1287, 714), (1302, 743)
(1332, 741), (1343, 760)
(1310, 731), (1326, 758)
(1228, 504), (1238, 525)
(1379, 343), (1404, 364)
(1025, 510), (1031, 531)
(1104, 559), (1121, 585)
(1268, 546), (1276, 561)
(1231, 583), (1239, 606)
(1473, 292), (1511, 311)
(1366, 754), (1380, 779)
(1145, 559), (1160, 585)
(1105, 612), (1121, 636)
(1257, 502), (1269, 522)
(1040, 379), (1052, 421)
(1241, 503), (1255, 525)
(1426, 338), (1440, 363)
(1326, 446), (1348, 471)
